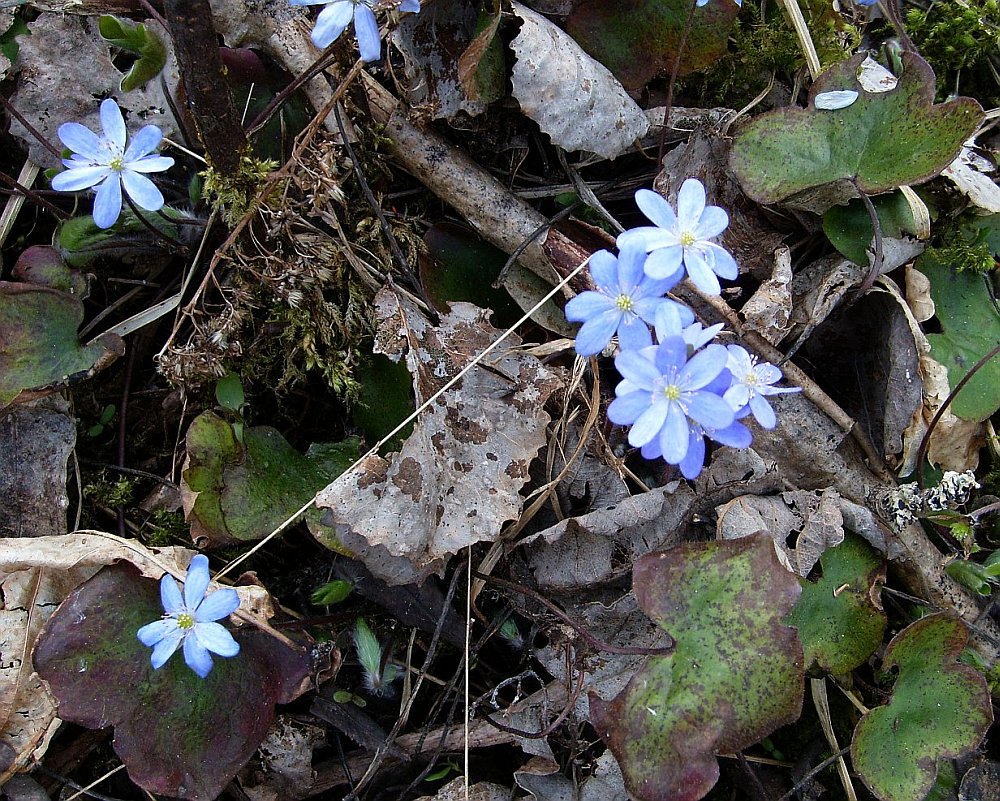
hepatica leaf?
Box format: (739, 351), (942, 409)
(33, 562), (311, 801)
(786, 534), (886, 675)
(0, 282), (123, 410)
(823, 190), (919, 266)
(590, 533), (804, 801)
(730, 52), (982, 213)
(566, 0), (738, 91)
(851, 613), (993, 801)
(918, 250), (1000, 422)
(181, 410), (358, 547)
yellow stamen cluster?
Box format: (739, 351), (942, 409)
(679, 230), (697, 247)
(176, 612), (195, 630)
(615, 294), (635, 312)
(109, 155), (125, 173)
(663, 384), (681, 401)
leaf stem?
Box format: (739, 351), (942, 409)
(657, 0), (699, 170)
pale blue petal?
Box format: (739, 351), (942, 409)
(289, 0), (329, 5)
(194, 621), (240, 657)
(399, 0), (420, 10)
(137, 618), (176, 646)
(608, 391), (652, 425)
(126, 155), (174, 173)
(617, 316), (653, 351)
(160, 574), (184, 615)
(683, 321), (723, 349)
(354, 4), (381, 62)
(635, 275), (677, 300)
(616, 239), (647, 291)
(678, 431), (706, 479)
(676, 178), (706, 227)
(121, 170), (164, 210)
(754, 362), (783, 385)
(57, 122), (101, 159)
(687, 392), (736, 430)
(634, 188), (676, 230)
(312, 1), (354, 48)
(759, 383), (802, 396)
(632, 296), (667, 323)
(725, 345), (754, 378)
(644, 246), (684, 281)
(183, 634), (214, 678)
(653, 302), (684, 341)
(749, 393), (777, 429)
(695, 206), (729, 240)
(628, 402), (669, 447)
(704, 243), (739, 280)
(565, 290), (614, 322)
(615, 349), (663, 390)
(622, 226), (679, 252)
(51, 165), (111, 192)
(679, 344), (728, 390)
(92, 175), (123, 229)
(684, 248), (722, 295)
(587, 249), (619, 291)
(195, 588), (240, 622)
(709, 421), (753, 448)
(654, 336), (688, 374)
(640, 438), (662, 460)
(574, 310), (620, 356)
(660, 404), (690, 463)
(123, 125), (163, 161)
(99, 99), (127, 151)
(724, 384), (751, 411)
(150, 628), (184, 669)
(183, 554), (211, 610)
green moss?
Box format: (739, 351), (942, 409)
(201, 150), (279, 226)
(907, 0), (1000, 105)
(83, 473), (139, 509)
(694, 0), (858, 107)
(141, 509), (190, 547)
(926, 228), (996, 275)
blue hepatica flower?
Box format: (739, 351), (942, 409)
(565, 238), (690, 356)
(620, 179), (739, 296)
(51, 98), (174, 229)
(137, 555), (240, 679)
(723, 345), (802, 429)
(607, 336), (734, 469)
(290, 0), (421, 62)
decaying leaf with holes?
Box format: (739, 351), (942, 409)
(314, 290), (563, 585)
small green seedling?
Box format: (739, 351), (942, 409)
(310, 580), (353, 606)
(86, 404), (117, 438)
(354, 617), (398, 696)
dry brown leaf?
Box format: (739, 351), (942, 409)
(741, 246), (794, 344)
(315, 293), (562, 585)
(509, 3), (648, 159)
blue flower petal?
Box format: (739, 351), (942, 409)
(574, 309), (620, 356)
(628, 401), (670, 447)
(659, 403), (690, 463)
(683, 247), (722, 295)
(679, 344), (728, 390)
(183, 554), (211, 611)
(608, 391), (652, 426)
(644, 245), (684, 281)
(150, 627), (184, 669)
(126, 155), (175, 173)
(705, 242), (739, 280)
(678, 430), (706, 478)
(195, 621), (241, 657)
(160, 573), (184, 615)
(615, 349), (663, 390)
(99, 98), (127, 152)
(708, 421), (753, 448)
(92, 174), (123, 229)
(137, 618), (176, 646)
(617, 315), (653, 351)
(57, 123), (102, 159)
(195, 587), (241, 622)
(183, 634), (214, 678)
(121, 170), (165, 211)
(587, 249), (618, 291)
(123, 125), (163, 161)
(51, 165), (111, 192)
(635, 188), (677, 230)
(564, 290), (614, 322)
(686, 391), (736, 430)
(694, 205), (729, 240)
(399, 0), (421, 10)
(354, 4), (382, 62)
(676, 179), (706, 227)
(311, 1), (354, 48)
(616, 239), (647, 292)
(749, 393), (777, 429)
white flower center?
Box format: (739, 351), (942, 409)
(615, 293), (635, 312)
(176, 612), (195, 630)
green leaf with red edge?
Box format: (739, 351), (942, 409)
(851, 613), (993, 801)
(33, 562), (311, 801)
(590, 533), (804, 801)
(786, 534), (887, 675)
(0, 282), (123, 410)
(566, 0), (739, 92)
(730, 52), (982, 213)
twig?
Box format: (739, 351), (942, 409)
(0, 93), (63, 160)
(774, 747), (852, 801)
(657, 0), (699, 169)
(853, 181), (884, 300)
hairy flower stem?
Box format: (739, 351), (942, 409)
(163, 0), (248, 178)
(657, 0), (699, 170)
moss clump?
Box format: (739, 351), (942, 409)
(907, 0), (1000, 105)
(201, 150), (279, 226)
(928, 226), (997, 275)
(695, 0), (858, 107)
(141, 509), (190, 547)
(83, 474), (139, 509)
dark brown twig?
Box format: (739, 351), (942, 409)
(853, 181), (884, 299)
(774, 746), (851, 801)
(657, 0), (699, 169)
(0, 169), (71, 220)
